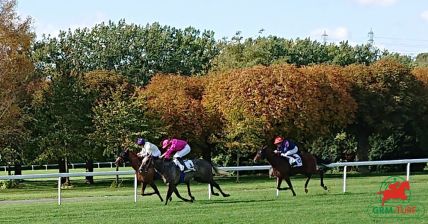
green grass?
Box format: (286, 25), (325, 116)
(0, 172), (427, 224)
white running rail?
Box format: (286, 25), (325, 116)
(0, 158), (427, 204)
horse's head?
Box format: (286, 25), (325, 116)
(115, 149), (130, 166)
(253, 145), (268, 163)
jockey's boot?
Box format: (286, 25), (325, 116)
(287, 157), (298, 167)
(173, 158), (185, 171)
(290, 161), (298, 167)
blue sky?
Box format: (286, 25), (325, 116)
(16, 0), (428, 56)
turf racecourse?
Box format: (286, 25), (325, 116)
(0, 171), (427, 224)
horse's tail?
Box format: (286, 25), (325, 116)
(315, 156), (331, 171)
(210, 162), (230, 176)
(212, 164), (219, 174)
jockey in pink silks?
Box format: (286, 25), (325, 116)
(160, 138), (193, 172)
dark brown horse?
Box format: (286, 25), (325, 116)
(141, 155), (230, 205)
(115, 149), (163, 201)
(254, 145), (328, 196)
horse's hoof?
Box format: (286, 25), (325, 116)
(323, 186), (328, 191)
(223, 194), (230, 197)
(191, 196), (195, 201)
(305, 189), (308, 194)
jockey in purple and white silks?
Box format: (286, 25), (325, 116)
(136, 138), (161, 158)
(160, 138), (193, 172)
(273, 136), (302, 167)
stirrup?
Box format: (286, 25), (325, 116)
(183, 167), (195, 173)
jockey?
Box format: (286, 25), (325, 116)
(136, 138), (161, 158)
(273, 136), (302, 167)
(160, 138), (193, 172)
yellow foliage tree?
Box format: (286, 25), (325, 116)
(0, 0), (34, 167)
(203, 64), (356, 153)
(142, 75), (221, 160)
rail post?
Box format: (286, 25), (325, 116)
(406, 163), (410, 181)
(134, 173), (138, 203)
(58, 177), (62, 205)
(343, 166), (347, 193)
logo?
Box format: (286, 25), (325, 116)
(368, 176), (425, 219)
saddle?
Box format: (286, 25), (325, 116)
(288, 153), (303, 167)
(176, 159), (196, 172)
(183, 159), (195, 171)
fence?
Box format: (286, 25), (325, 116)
(0, 158), (427, 205)
(0, 162), (121, 172)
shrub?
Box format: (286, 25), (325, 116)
(0, 180), (19, 189)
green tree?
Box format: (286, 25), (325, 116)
(344, 59), (426, 171)
(415, 53), (428, 67)
(90, 87), (157, 159)
(29, 74), (93, 185)
(32, 20), (219, 86)
(211, 35), (382, 72)
(79, 70), (132, 183)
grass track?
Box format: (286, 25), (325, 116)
(0, 172), (427, 224)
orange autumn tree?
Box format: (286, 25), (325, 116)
(142, 75), (220, 161)
(411, 67), (428, 150)
(0, 0), (34, 173)
(203, 64), (356, 155)
(412, 67), (428, 85)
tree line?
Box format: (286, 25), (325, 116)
(1, 0), (428, 180)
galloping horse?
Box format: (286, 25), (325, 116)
(254, 145), (328, 196)
(141, 155), (230, 205)
(115, 149), (163, 201)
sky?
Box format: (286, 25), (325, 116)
(16, 0), (428, 56)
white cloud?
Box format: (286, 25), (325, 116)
(421, 10), (428, 22)
(68, 11), (108, 31)
(310, 27), (351, 42)
(355, 0), (398, 6)
(34, 11), (108, 39)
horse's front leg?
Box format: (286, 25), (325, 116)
(172, 184), (192, 203)
(164, 183), (174, 205)
(284, 177), (296, 196)
(276, 176), (289, 191)
(141, 182), (147, 196)
(141, 181), (157, 196)
(186, 181), (195, 201)
(150, 182), (164, 202)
